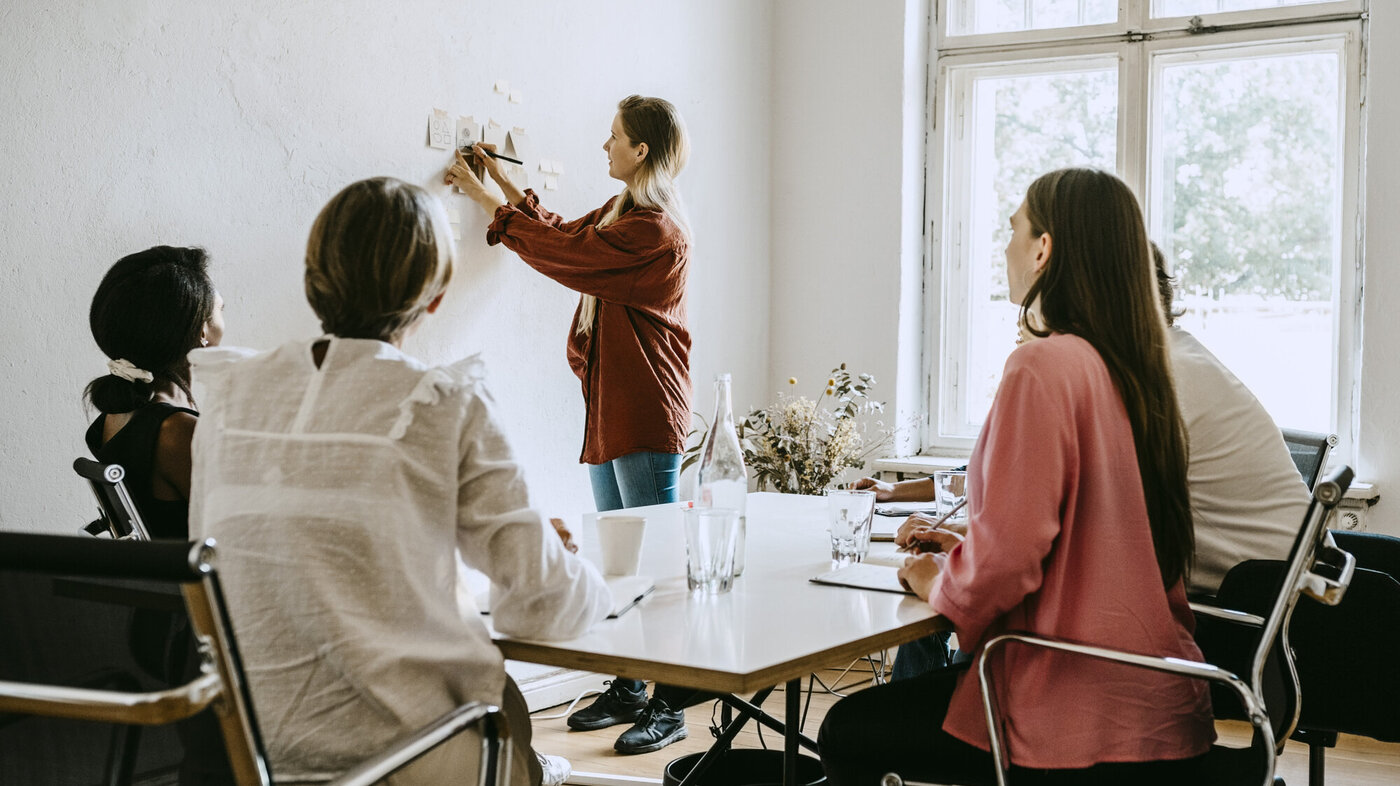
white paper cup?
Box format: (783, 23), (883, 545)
(596, 514), (647, 576)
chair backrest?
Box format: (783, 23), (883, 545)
(1239, 464), (1356, 748)
(0, 533), (275, 785)
(1280, 428), (1337, 491)
(0, 533), (508, 786)
(73, 457), (151, 540)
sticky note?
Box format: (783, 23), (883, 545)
(544, 174), (559, 191)
(494, 80), (510, 94)
(456, 116), (482, 152)
(507, 127), (533, 162)
(428, 108), (453, 150)
(483, 120), (507, 149)
(509, 90), (523, 104)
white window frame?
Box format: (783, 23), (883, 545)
(923, 0), (1366, 460)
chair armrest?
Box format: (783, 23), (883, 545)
(1190, 602), (1265, 627)
(329, 702), (509, 786)
(978, 632), (1275, 786)
(0, 672), (223, 725)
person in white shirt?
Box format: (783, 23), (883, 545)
(1151, 243), (1309, 596)
(189, 176), (611, 786)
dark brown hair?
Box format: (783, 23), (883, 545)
(1021, 168), (1193, 588)
(84, 246), (215, 413)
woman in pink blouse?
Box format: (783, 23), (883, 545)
(819, 169), (1213, 784)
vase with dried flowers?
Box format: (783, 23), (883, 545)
(684, 365), (888, 496)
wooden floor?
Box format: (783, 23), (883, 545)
(531, 657), (1400, 785)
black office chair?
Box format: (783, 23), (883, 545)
(0, 532), (511, 786)
(1280, 429), (1336, 492)
(74, 457), (150, 540)
(883, 466), (1356, 786)
(1250, 529), (1400, 786)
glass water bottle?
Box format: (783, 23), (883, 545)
(696, 373), (748, 576)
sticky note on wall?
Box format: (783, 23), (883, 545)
(428, 108), (453, 150)
(456, 116), (482, 151)
(483, 119), (507, 149)
(507, 127), (533, 163)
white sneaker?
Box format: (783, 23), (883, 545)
(537, 752), (572, 786)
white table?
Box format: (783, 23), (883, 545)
(492, 493), (946, 786)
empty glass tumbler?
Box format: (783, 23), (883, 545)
(684, 507), (740, 594)
(827, 489), (876, 564)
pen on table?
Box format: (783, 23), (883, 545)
(897, 498), (968, 553)
(461, 145), (523, 165)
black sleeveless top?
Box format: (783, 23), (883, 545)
(85, 402), (198, 540)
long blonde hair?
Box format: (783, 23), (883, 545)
(577, 95), (691, 335)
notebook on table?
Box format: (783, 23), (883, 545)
(810, 563), (913, 595)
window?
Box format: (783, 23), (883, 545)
(926, 0), (1364, 456)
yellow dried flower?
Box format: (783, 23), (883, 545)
(788, 377), (797, 385)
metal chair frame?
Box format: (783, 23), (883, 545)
(74, 457), (150, 541)
(0, 533), (510, 786)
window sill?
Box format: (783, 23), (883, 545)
(873, 459), (1379, 507)
(872, 455), (969, 479)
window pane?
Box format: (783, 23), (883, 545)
(1151, 47), (1341, 432)
(950, 0), (1116, 36)
(1154, 0), (1341, 16)
(949, 62), (1117, 436)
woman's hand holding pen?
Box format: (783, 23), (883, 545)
(466, 143), (528, 206)
(446, 149), (505, 216)
(467, 143), (508, 183)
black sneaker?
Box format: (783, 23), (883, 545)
(567, 681), (650, 731)
(613, 698), (688, 755)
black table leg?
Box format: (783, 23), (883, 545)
(784, 678), (800, 786)
(674, 687), (776, 786)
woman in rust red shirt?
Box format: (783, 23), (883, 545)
(448, 95), (694, 755)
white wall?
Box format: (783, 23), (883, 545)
(0, 0), (772, 533)
(1356, 1), (1400, 534)
(770, 0), (930, 455)
(769, 0), (1400, 534)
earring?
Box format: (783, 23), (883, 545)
(201, 337), (209, 347)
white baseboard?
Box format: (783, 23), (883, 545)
(508, 661), (609, 713)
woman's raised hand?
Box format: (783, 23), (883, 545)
(469, 143), (509, 185)
(446, 149), (505, 215)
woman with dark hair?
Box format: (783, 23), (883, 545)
(84, 245), (224, 539)
(818, 169), (1213, 785)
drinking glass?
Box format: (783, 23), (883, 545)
(684, 507), (739, 594)
(934, 470), (969, 524)
(827, 489), (876, 564)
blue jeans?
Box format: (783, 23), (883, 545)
(588, 451), (682, 512)
(590, 452), (684, 698)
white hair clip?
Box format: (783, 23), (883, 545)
(108, 358), (154, 383)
